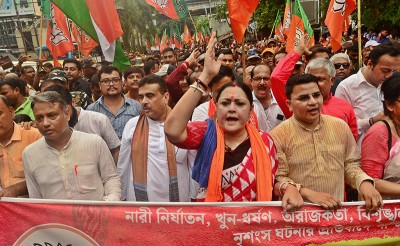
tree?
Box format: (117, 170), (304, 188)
(116, 0), (158, 52)
(360, 0), (400, 31)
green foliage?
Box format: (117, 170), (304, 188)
(360, 0), (400, 30)
(194, 16), (210, 34)
(116, 0), (158, 52)
(253, 0), (284, 30)
(213, 4), (228, 21)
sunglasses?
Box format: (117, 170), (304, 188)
(334, 63), (350, 69)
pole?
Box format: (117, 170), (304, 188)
(188, 11), (198, 40)
(14, 0), (28, 54)
(357, 0), (362, 67)
(38, 13), (43, 68)
(269, 25), (275, 39)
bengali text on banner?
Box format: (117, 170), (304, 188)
(2, 199), (400, 245)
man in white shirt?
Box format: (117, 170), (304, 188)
(22, 91), (121, 201)
(335, 44), (400, 145)
(117, 75), (194, 202)
(250, 64), (285, 131)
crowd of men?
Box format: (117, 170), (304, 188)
(0, 27), (398, 213)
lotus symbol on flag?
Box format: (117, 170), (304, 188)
(152, 0), (168, 8)
(283, 11), (291, 29)
(294, 27), (304, 47)
(332, 0), (346, 15)
(51, 28), (70, 45)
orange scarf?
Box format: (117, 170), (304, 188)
(205, 122), (273, 202)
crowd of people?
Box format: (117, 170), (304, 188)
(1, 27), (399, 215)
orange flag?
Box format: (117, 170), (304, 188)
(71, 22), (98, 57)
(183, 24), (192, 44)
(286, 0), (314, 52)
(227, 0), (259, 42)
(46, 3), (75, 67)
(325, 0), (356, 52)
(282, 0), (291, 37)
(275, 22), (285, 42)
(146, 39), (151, 49)
(160, 30), (168, 53)
(154, 34), (160, 48)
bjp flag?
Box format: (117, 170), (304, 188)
(325, 0), (356, 52)
(182, 24), (192, 44)
(46, 3), (75, 67)
(227, 0), (259, 42)
(71, 22), (98, 57)
(286, 0), (314, 52)
(282, 0), (291, 37)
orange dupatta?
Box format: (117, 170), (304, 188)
(205, 122), (273, 202)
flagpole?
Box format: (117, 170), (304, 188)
(188, 11), (198, 40)
(269, 25), (275, 39)
(357, 0), (362, 67)
(38, 13), (44, 69)
(241, 38), (248, 87)
(269, 10), (280, 39)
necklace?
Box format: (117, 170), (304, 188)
(224, 135), (249, 152)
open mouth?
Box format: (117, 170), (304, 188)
(308, 108), (319, 114)
(257, 85), (268, 94)
(226, 117), (239, 123)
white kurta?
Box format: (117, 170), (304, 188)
(117, 116), (196, 202)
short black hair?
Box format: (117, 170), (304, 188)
(209, 65), (235, 89)
(144, 60), (159, 76)
(1, 78), (27, 96)
(90, 73), (100, 87)
(13, 114), (32, 123)
(381, 74), (400, 115)
(369, 43), (400, 67)
(286, 74), (319, 99)
(306, 45), (331, 61)
(21, 66), (34, 74)
(98, 66), (122, 80)
(162, 47), (175, 55)
(139, 74), (167, 94)
(43, 63), (53, 69)
(216, 82), (253, 105)
(63, 58), (82, 70)
(124, 66), (144, 79)
(43, 84), (78, 127)
(217, 48), (233, 56)
(0, 95), (11, 107)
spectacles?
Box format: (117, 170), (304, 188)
(334, 63), (350, 69)
(100, 78), (121, 85)
(252, 77), (270, 83)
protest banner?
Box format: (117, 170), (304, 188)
(2, 199), (400, 245)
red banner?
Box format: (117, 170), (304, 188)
(2, 199), (400, 245)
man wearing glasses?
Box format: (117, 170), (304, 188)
(87, 66), (141, 139)
(335, 44), (400, 146)
(329, 53), (352, 95)
(250, 64), (285, 131)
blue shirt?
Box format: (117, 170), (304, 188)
(87, 96), (142, 139)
